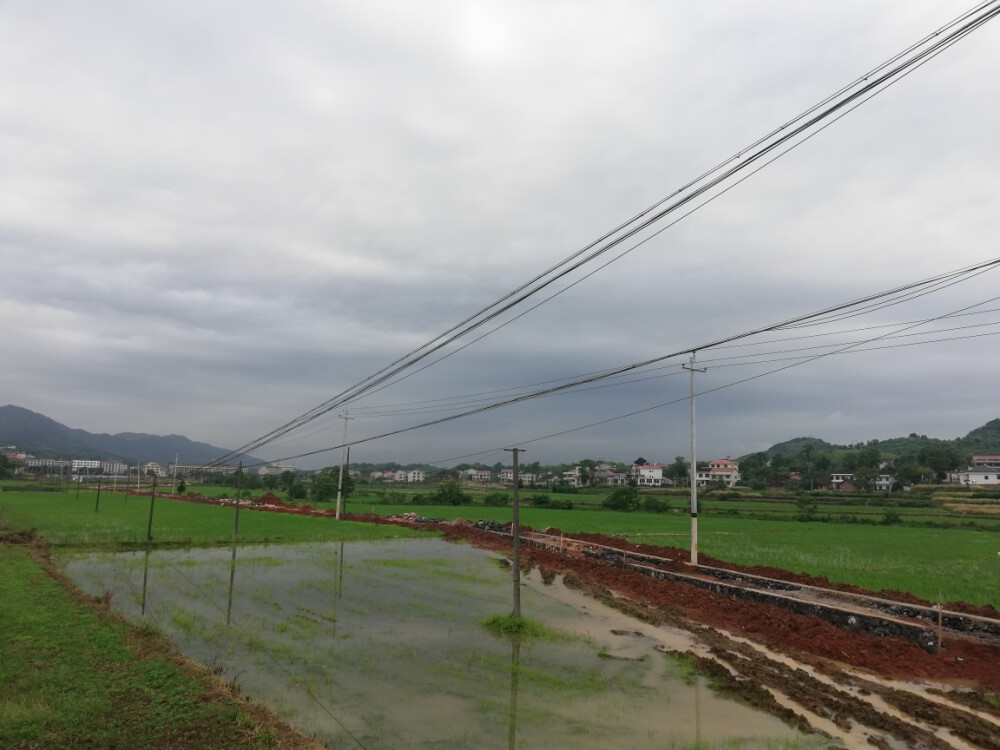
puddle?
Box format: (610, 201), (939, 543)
(60, 539), (831, 749)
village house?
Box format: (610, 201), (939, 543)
(630, 463), (665, 487)
(463, 469), (493, 483)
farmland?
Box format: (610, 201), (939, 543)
(3, 484), (1000, 748)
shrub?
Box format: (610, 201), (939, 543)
(528, 494), (550, 506)
(483, 492), (510, 507)
(603, 486), (640, 512)
(642, 497), (668, 513)
(429, 482), (471, 506)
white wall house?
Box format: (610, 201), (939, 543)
(464, 469), (492, 483)
(630, 464), (665, 487)
(953, 468), (1000, 487)
(563, 467), (583, 487)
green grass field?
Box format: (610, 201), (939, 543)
(0, 490), (428, 546)
(0, 544), (283, 749)
(357, 502), (1000, 609)
(2, 486), (999, 748)
(3, 489), (998, 608)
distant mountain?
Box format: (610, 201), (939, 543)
(0, 405), (261, 467)
(760, 418), (1000, 460)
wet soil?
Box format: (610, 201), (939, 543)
(349, 514), (1000, 749)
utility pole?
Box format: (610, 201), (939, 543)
(233, 461), (243, 542)
(146, 473), (158, 542)
(335, 411), (353, 520)
(94, 465), (103, 513)
(683, 353), (707, 566)
(505, 447), (524, 617)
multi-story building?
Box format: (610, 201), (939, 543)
(258, 463), (295, 476)
(24, 457), (71, 473)
(464, 469), (492, 483)
(500, 468), (537, 484)
(971, 455), (1000, 469)
(101, 459), (129, 476)
(630, 464), (665, 487)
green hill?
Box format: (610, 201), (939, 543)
(757, 418), (1000, 462)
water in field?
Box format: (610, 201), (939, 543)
(60, 539), (827, 749)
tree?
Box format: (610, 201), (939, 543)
(483, 492), (510, 507)
(918, 444), (961, 481)
(603, 486), (640, 512)
(279, 470), (297, 492)
(176, 479), (187, 495)
(431, 481), (470, 505)
(799, 444), (814, 489)
(853, 466), (877, 493)
(288, 481), (307, 500)
(311, 468), (355, 503)
(795, 494), (817, 521)
(665, 456), (689, 483)
(633, 457), (648, 466)
(857, 446), (881, 470)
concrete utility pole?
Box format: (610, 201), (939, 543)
(335, 411), (353, 520)
(146, 474), (158, 542)
(682, 353), (707, 566)
(504, 447), (524, 617)
(233, 461), (243, 542)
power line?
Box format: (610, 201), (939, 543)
(210, 3), (1000, 466)
(256, 264), (1000, 469)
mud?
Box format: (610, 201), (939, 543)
(348, 514), (1000, 749)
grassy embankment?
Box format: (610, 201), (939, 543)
(0, 489), (426, 749)
(350, 496), (1000, 609)
(0, 543), (297, 749)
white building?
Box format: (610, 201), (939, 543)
(258, 463), (295, 476)
(630, 464), (665, 487)
(971, 455), (1000, 470)
(404, 469), (425, 483)
(953, 467), (1000, 487)
(72, 459), (101, 473)
(24, 457), (71, 473)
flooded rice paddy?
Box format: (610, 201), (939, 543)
(60, 539), (829, 749)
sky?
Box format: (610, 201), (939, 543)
(2, 1), (999, 470)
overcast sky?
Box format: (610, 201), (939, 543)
(3, 1), (999, 469)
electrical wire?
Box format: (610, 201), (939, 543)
(209, 2), (1000, 466)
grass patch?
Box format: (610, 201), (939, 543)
(0, 545), (285, 749)
(481, 613), (570, 641)
(363, 502), (1000, 609)
(0, 491), (431, 548)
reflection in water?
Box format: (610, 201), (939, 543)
(140, 547), (151, 615)
(336, 541), (345, 600)
(226, 543), (238, 626)
(62, 541), (814, 750)
(507, 638), (520, 750)
(695, 666), (702, 746)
